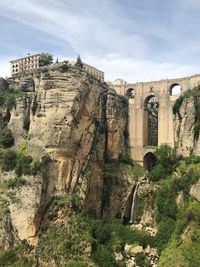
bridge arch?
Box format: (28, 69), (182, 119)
(143, 95), (159, 146)
(169, 83), (181, 96)
(143, 152), (157, 171)
(126, 88), (135, 98)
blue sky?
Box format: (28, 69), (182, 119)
(1, 0), (200, 82)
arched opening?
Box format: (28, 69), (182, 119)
(143, 152), (157, 171)
(143, 95), (159, 146)
(126, 88), (135, 98)
(169, 83), (181, 96)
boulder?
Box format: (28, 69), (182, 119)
(190, 179), (200, 202)
(124, 244), (143, 256)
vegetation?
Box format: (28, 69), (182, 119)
(39, 53), (53, 66)
(0, 241), (34, 267)
(0, 89), (16, 110)
(102, 154), (145, 210)
(172, 86), (200, 140)
(1, 146), (51, 177)
(0, 128), (14, 148)
(148, 144), (179, 181)
(2, 150), (17, 171)
(75, 55), (83, 68)
(31, 97), (38, 115)
(23, 115), (30, 131)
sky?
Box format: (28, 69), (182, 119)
(1, 0), (200, 82)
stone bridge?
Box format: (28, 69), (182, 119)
(112, 74), (200, 168)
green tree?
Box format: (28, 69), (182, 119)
(39, 53), (53, 67)
(0, 128), (14, 148)
(75, 55), (83, 68)
(2, 150), (17, 171)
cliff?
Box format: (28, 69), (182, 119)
(0, 65), (144, 252)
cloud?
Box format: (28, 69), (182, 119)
(85, 54), (200, 82)
(0, 0), (200, 81)
(0, 58), (10, 78)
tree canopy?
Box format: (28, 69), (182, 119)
(39, 53), (53, 67)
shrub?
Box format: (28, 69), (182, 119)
(156, 180), (178, 222)
(15, 155), (33, 176)
(41, 155), (52, 166)
(2, 150), (17, 171)
(156, 218), (176, 254)
(185, 155), (200, 164)
(173, 95), (184, 114)
(39, 53), (53, 67)
(75, 55), (83, 69)
(135, 253), (150, 267)
(31, 98), (38, 115)
(23, 115), (30, 131)
(148, 164), (166, 181)
(0, 128), (14, 148)
(92, 245), (117, 267)
(59, 63), (69, 72)
(6, 177), (26, 189)
(65, 261), (87, 267)
(118, 153), (134, 165)
(148, 144), (179, 181)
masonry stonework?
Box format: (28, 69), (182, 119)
(111, 74), (200, 165)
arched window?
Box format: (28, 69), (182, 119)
(143, 95), (159, 146)
(126, 88), (135, 98)
(169, 83), (181, 96)
(143, 152), (157, 171)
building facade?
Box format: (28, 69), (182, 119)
(111, 74), (200, 167)
(83, 63), (104, 81)
(68, 61), (104, 81)
(10, 54), (40, 76)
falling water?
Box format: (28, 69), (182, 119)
(129, 183), (139, 224)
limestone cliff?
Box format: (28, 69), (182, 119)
(0, 65), (139, 246)
(173, 89), (200, 156)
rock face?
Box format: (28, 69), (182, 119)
(0, 66), (132, 244)
(0, 78), (8, 91)
(173, 96), (200, 156)
(190, 178), (200, 202)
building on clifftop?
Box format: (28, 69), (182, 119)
(10, 54), (40, 76)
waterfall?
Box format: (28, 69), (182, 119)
(129, 183), (139, 224)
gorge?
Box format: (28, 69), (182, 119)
(0, 62), (200, 267)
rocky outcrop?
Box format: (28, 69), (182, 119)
(0, 78), (8, 91)
(0, 65), (132, 244)
(190, 178), (200, 202)
(173, 97), (196, 156)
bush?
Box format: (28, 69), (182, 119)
(75, 55), (83, 68)
(23, 115), (30, 131)
(148, 145), (179, 181)
(156, 218), (176, 254)
(39, 53), (53, 67)
(148, 164), (166, 181)
(118, 153), (134, 165)
(65, 261), (87, 267)
(92, 245), (117, 267)
(2, 150), (17, 171)
(135, 252), (150, 267)
(59, 63), (69, 72)
(15, 155), (33, 176)
(185, 155), (200, 164)
(41, 155), (52, 166)
(156, 180), (178, 222)
(31, 98), (38, 115)
(6, 177), (26, 189)
(0, 128), (14, 148)
(173, 95), (184, 114)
